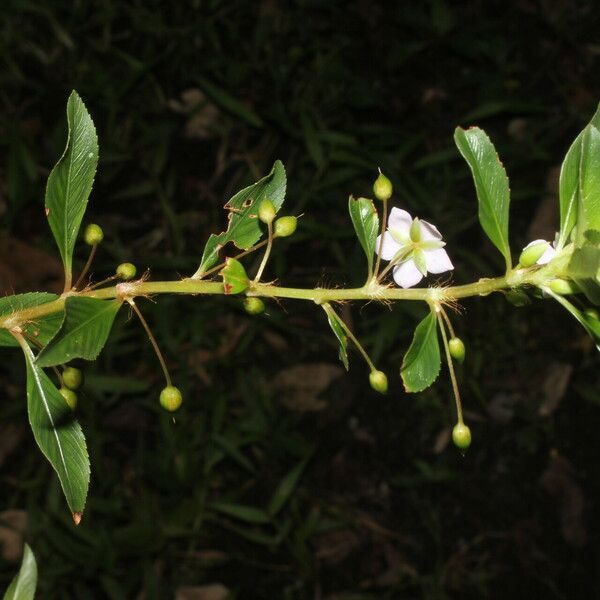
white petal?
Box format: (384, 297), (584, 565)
(536, 245), (557, 265)
(392, 259), (424, 288)
(375, 231), (401, 261)
(419, 219), (443, 241)
(387, 207), (413, 232)
(425, 248), (454, 274)
(524, 238), (549, 249)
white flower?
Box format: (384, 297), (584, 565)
(520, 238), (557, 266)
(376, 207), (454, 288)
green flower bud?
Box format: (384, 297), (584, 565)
(448, 337), (465, 363)
(62, 366), (83, 391)
(452, 422), (471, 450)
(160, 385), (183, 412)
(59, 387), (78, 410)
(244, 297), (265, 315)
(373, 171), (393, 201)
(258, 199), (276, 224)
(548, 278), (575, 296)
(519, 241), (550, 267)
(116, 262), (137, 280)
(274, 216), (297, 238)
(84, 223), (104, 245)
(369, 370), (388, 394)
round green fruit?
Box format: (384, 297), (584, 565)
(448, 337), (465, 363)
(369, 370), (388, 394)
(258, 199), (276, 224)
(244, 297), (265, 315)
(274, 216), (297, 238)
(62, 367), (83, 391)
(160, 385), (183, 412)
(452, 423), (471, 450)
(84, 223), (104, 245)
(59, 387), (78, 410)
(116, 262), (137, 280)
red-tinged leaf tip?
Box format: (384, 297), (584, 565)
(72, 511), (83, 526)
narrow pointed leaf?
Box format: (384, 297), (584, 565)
(3, 543), (37, 600)
(36, 297), (121, 367)
(401, 311), (441, 392)
(348, 195), (379, 279)
(268, 458), (308, 517)
(45, 91), (99, 285)
(454, 127), (511, 270)
(220, 258), (249, 295)
(18, 338), (90, 515)
(558, 104), (600, 248)
(194, 161), (286, 276)
(0, 293), (63, 347)
(209, 502), (271, 524)
(323, 305), (349, 370)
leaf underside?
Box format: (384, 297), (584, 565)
(348, 195), (379, 279)
(3, 543), (37, 600)
(325, 308), (349, 371)
(36, 297), (122, 367)
(20, 340), (90, 514)
(401, 310), (441, 392)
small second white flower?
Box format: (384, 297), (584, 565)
(376, 207), (454, 288)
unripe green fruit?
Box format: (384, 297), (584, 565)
(519, 241), (550, 267)
(505, 289), (530, 307)
(116, 262), (137, 280)
(448, 337), (465, 363)
(244, 297), (265, 315)
(452, 423), (471, 450)
(59, 387), (78, 410)
(373, 171), (393, 201)
(548, 278), (575, 296)
(84, 223), (104, 245)
(369, 370), (388, 394)
(160, 385), (183, 412)
(258, 199), (276, 224)
(274, 216), (297, 238)
(62, 367), (83, 391)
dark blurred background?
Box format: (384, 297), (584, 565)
(1, 1), (600, 598)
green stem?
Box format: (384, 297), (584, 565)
(436, 308), (463, 424)
(0, 264), (562, 331)
(73, 243), (97, 291)
(253, 221), (274, 283)
(373, 197), (388, 280)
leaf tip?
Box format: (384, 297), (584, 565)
(72, 511), (83, 526)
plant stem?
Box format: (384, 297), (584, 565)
(436, 307), (463, 423)
(439, 306), (456, 339)
(253, 221), (274, 283)
(373, 198), (388, 279)
(128, 299), (172, 387)
(322, 303), (376, 371)
(73, 244), (97, 291)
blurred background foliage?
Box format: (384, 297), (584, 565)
(1, 1), (600, 598)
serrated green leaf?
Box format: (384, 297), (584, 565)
(558, 104), (600, 248)
(45, 90), (99, 287)
(568, 244), (600, 304)
(17, 337), (90, 515)
(546, 289), (600, 351)
(36, 297), (121, 367)
(323, 305), (349, 370)
(220, 258), (249, 295)
(454, 127), (511, 270)
(348, 195), (379, 280)
(268, 459), (308, 517)
(210, 502), (271, 524)
(0, 293), (63, 347)
(400, 311), (441, 392)
(3, 543), (37, 600)
(194, 161), (286, 277)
